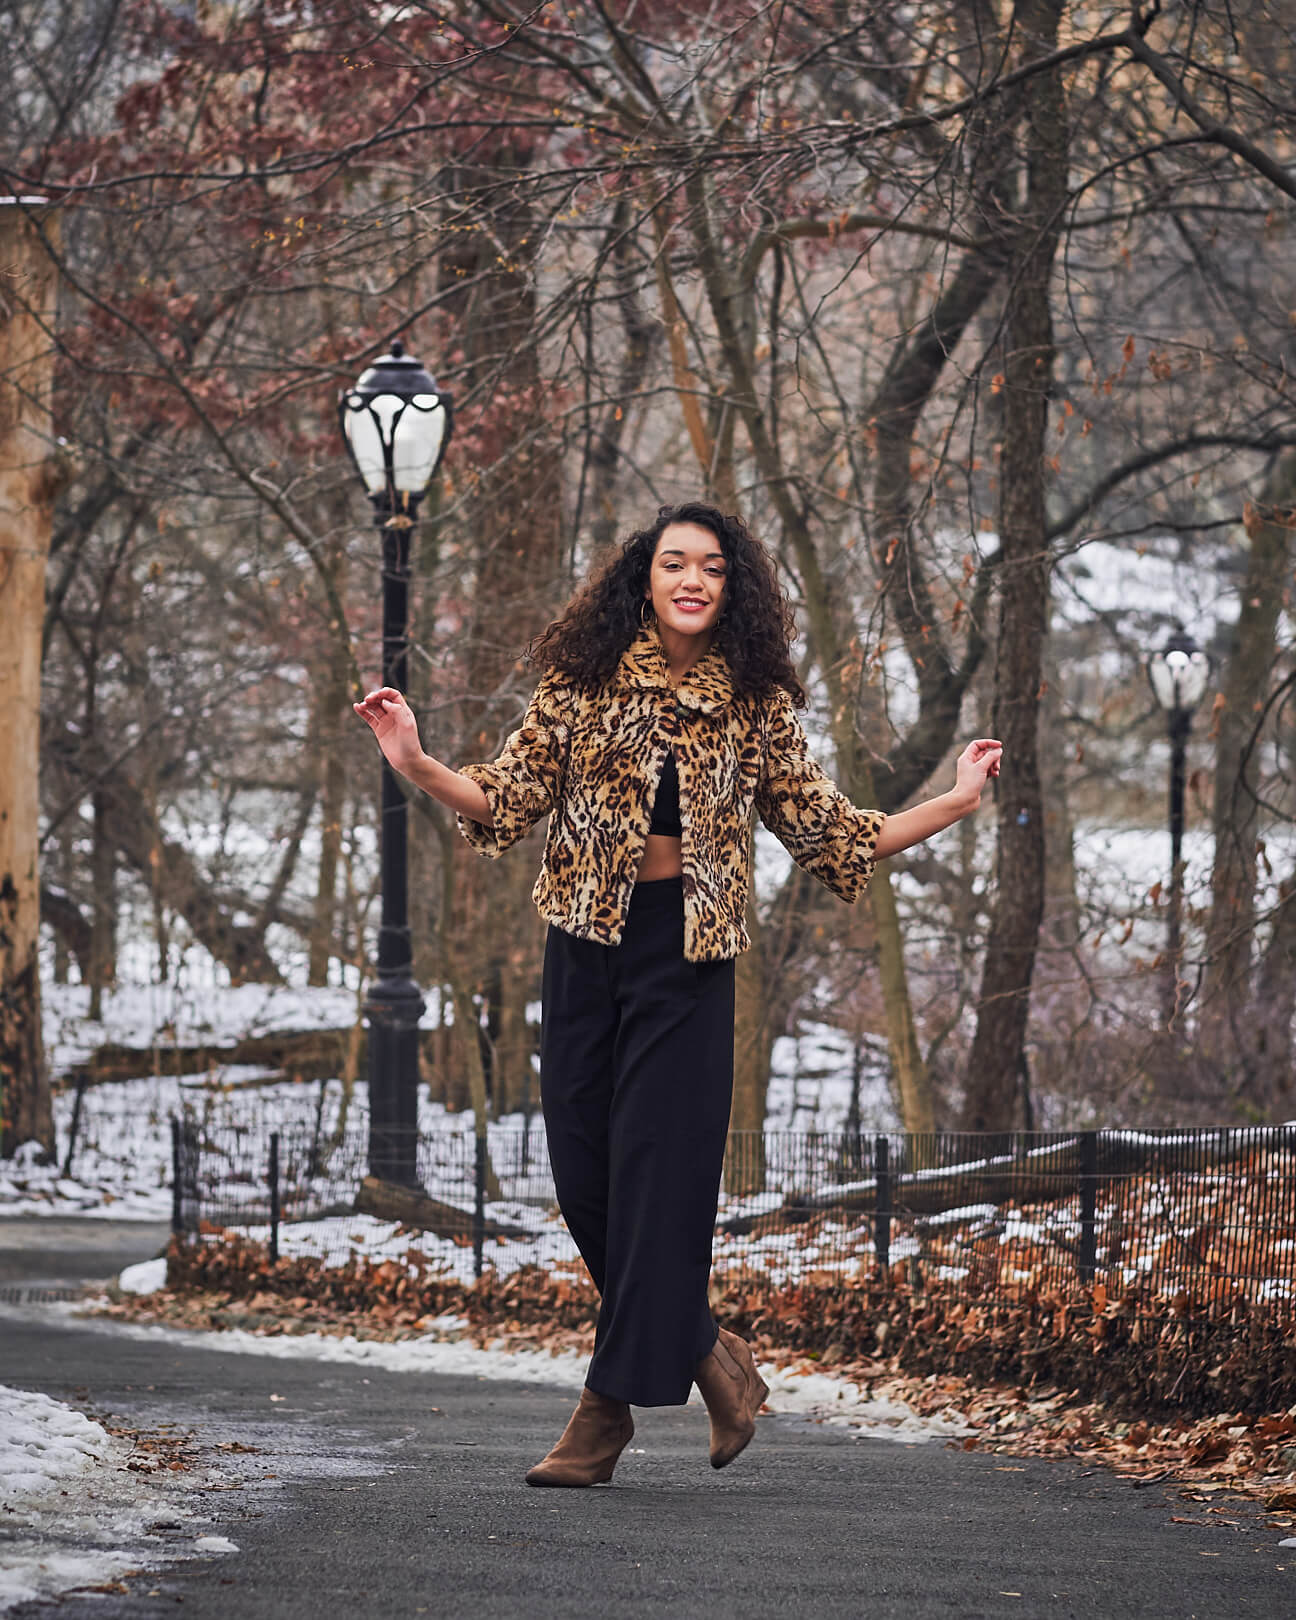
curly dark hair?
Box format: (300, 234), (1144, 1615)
(528, 503), (806, 706)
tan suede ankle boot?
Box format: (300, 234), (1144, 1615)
(524, 1387), (634, 1487)
(694, 1328), (770, 1469)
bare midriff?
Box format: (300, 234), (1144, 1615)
(634, 832), (683, 883)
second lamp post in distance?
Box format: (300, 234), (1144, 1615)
(1146, 627), (1212, 1029)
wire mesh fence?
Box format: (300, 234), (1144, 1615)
(170, 1118), (1296, 1315)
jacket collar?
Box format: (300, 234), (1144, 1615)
(616, 623), (735, 715)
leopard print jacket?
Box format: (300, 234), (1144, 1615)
(456, 623), (886, 962)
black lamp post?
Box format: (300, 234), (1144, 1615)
(339, 341), (453, 1186)
(1146, 628), (1212, 1024)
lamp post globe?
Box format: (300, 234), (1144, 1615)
(339, 340), (453, 517)
(1147, 629), (1212, 723)
(1146, 627), (1211, 1027)
(339, 341), (454, 1187)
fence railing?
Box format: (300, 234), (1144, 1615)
(169, 1118), (1296, 1315)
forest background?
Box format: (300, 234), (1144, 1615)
(3, 0), (1295, 1164)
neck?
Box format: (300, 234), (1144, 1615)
(655, 621), (713, 685)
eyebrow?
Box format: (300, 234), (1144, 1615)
(659, 548), (726, 561)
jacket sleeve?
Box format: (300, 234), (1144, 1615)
(755, 687), (886, 903)
(455, 670), (573, 858)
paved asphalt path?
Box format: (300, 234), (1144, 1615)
(0, 1218), (172, 1289)
(0, 1222), (1292, 1619)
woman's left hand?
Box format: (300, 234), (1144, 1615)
(954, 738), (1003, 808)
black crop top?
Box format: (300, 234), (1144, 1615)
(648, 749), (682, 837)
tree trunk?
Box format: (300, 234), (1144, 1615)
(727, 859), (775, 1194)
(434, 159), (566, 1142)
(490, 912), (540, 1119)
(0, 202), (57, 1157)
(962, 0), (1067, 1134)
(49, 829), (75, 983)
(586, 199), (659, 546)
(1201, 450), (1296, 1078)
(870, 867), (936, 1140)
(87, 786), (115, 1020)
(1040, 642), (1078, 948)
(308, 644), (348, 987)
(1254, 866), (1296, 1110)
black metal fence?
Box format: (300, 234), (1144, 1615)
(171, 1119), (1296, 1314)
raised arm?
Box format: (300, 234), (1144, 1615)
(353, 686), (494, 825)
(756, 687), (1001, 897)
(873, 738), (1002, 859)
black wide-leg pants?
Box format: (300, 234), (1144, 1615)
(539, 876), (736, 1407)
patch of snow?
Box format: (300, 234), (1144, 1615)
(0, 1383), (203, 1614)
(0, 1384), (121, 1496)
(761, 1365), (977, 1444)
(191, 1535), (239, 1554)
(921, 1203), (999, 1228)
(224, 1210), (582, 1286)
(118, 1258), (168, 1295)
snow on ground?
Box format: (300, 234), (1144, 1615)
(0, 1069), (372, 1221)
(759, 1365), (975, 1444)
(0, 1385), (121, 1496)
(0, 1067), (548, 1224)
(41, 980), (385, 1077)
(1, 1128), (174, 1222)
(229, 1210), (583, 1284)
(119, 1258), (168, 1295)
(0, 1382), (228, 1614)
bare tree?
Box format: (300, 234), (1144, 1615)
(0, 201), (57, 1155)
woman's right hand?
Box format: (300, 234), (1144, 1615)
(353, 686), (426, 778)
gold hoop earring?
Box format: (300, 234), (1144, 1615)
(640, 600), (654, 627)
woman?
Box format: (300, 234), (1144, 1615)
(355, 502), (1001, 1487)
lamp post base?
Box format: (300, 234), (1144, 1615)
(365, 974), (425, 1189)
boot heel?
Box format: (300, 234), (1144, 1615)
(748, 1369), (770, 1418)
(720, 1328), (769, 1419)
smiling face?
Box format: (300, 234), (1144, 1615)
(645, 522), (728, 640)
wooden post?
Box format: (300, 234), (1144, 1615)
(0, 198), (58, 1158)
